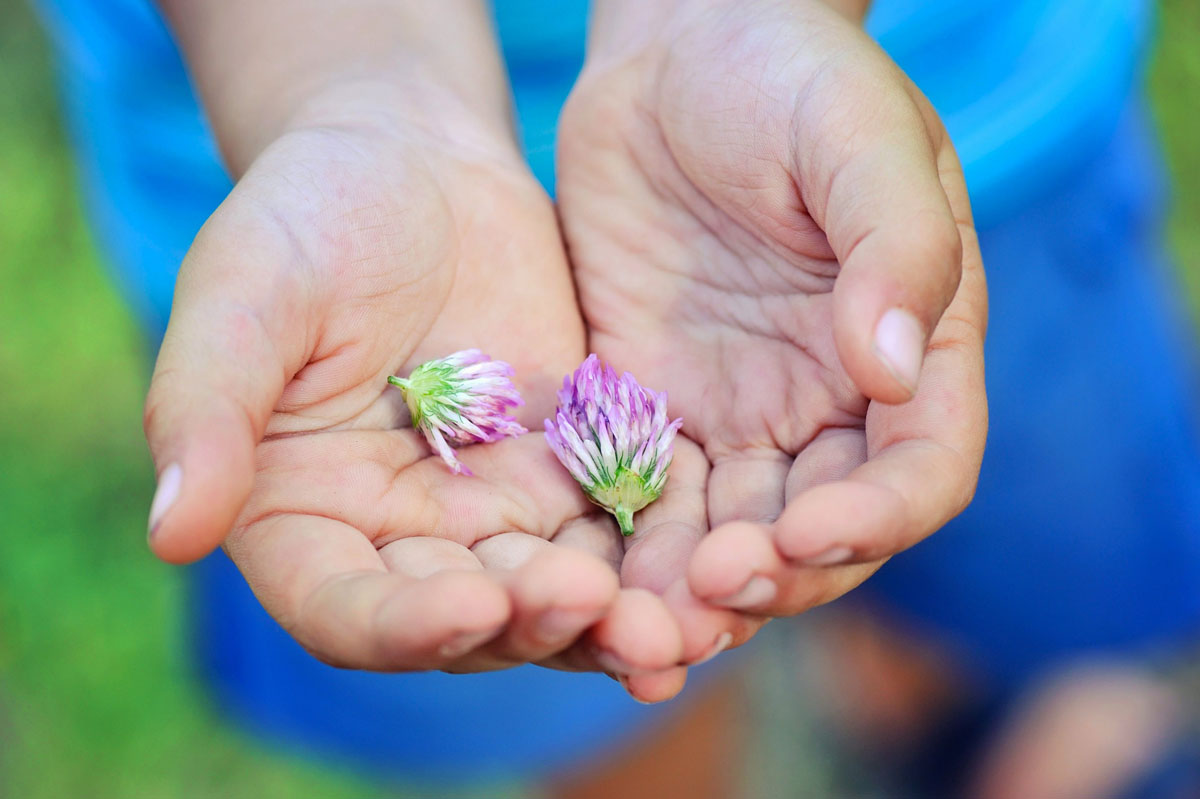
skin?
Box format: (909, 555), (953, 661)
(144, 0), (987, 703)
(557, 0), (988, 688)
(145, 0), (686, 687)
(140, 2), (1165, 795)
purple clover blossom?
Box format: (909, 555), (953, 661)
(387, 349), (526, 475)
(545, 355), (683, 536)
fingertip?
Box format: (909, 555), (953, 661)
(659, 579), (752, 662)
(147, 414), (256, 564)
(147, 462), (182, 548)
(516, 545), (621, 612)
(503, 547), (619, 656)
(833, 285), (924, 405)
(360, 571), (511, 669)
(687, 522), (777, 603)
(773, 480), (906, 564)
(831, 211), (962, 405)
(620, 667), (689, 704)
(872, 307), (925, 397)
(420, 570), (514, 631)
(593, 588), (684, 671)
(373, 570), (512, 667)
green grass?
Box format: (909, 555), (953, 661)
(0, 5), (383, 798)
(0, 0), (1196, 797)
(1149, 0), (1200, 314)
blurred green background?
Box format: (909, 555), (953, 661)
(0, 1), (1197, 797)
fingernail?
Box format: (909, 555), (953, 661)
(594, 648), (638, 675)
(873, 308), (925, 394)
(803, 545), (854, 567)
(438, 628), (499, 659)
(148, 462), (182, 539)
(713, 575), (777, 609)
(617, 675), (656, 705)
(693, 632), (733, 666)
(534, 608), (597, 645)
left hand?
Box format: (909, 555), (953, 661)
(144, 84), (687, 693)
(555, 0), (988, 683)
(145, 0), (692, 699)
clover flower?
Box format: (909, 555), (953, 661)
(545, 355), (683, 536)
(387, 349), (526, 475)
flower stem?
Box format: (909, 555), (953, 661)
(387, 375), (410, 390)
(615, 506), (635, 537)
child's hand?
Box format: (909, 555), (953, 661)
(556, 0), (988, 674)
(143, 81), (687, 693)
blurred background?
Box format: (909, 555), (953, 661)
(0, 0), (1197, 797)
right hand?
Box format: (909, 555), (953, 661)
(555, 0), (988, 680)
(143, 83), (687, 692)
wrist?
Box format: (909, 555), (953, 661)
(161, 0), (515, 176)
(272, 74), (521, 170)
(586, 0), (869, 64)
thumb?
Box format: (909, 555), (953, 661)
(144, 211), (309, 563)
(805, 70), (966, 404)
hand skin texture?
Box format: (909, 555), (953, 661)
(143, 0), (689, 699)
(143, 0), (987, 704)
(556, 0), (988, 693)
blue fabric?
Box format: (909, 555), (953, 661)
(33, 0), (1200, 782)
(34, 0), (230, 338)
(493, 0), (589, 191)
(870, 0), (1152, 226)
(861, 100), (1200, 689)
(190, 552), (675, 781)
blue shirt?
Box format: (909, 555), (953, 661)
(34, 0), (1151, 337)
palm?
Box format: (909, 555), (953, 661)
(169, 119), (686, 678)
(557, 1), (987, 655)
(559, 13), (864, 523)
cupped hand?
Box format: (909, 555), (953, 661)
(556, 0), (988, 670)
(143, 87), (686, 695)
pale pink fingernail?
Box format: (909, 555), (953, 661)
(713, 575), (777, 609)
(438, 628), (498, 659)
(693, 632), (733, 666)
(616, 675), (656, 705)
(873, 308), (925, 394)
(803, 545), (854, 567)
(148, 463), (182, 539)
